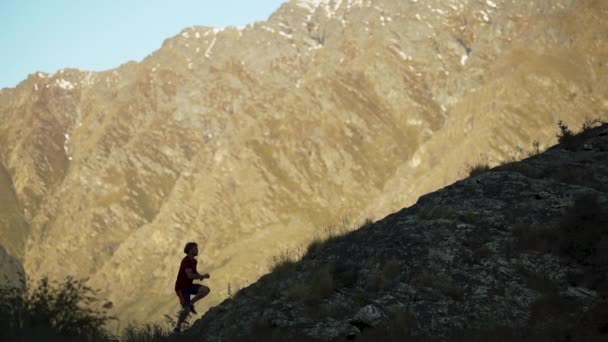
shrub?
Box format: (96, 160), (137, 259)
(0, 276), (114, 342)
(556, 120), (576, 149)
(305, 236), (325, 256)
(468, 163), (491, 177)
(528, 140), (542, 157)
(581, 118), (605, 132)
(556, 119), (606, 151)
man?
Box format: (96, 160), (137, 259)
(173, 242), (210, 333)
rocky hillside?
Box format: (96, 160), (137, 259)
(189, 123), (608, 341)
(0, 0), (607, 326)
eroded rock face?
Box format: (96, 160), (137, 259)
(0, 0), (607, 326)
(190, 124), (608, 341)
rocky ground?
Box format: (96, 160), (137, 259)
(187, 123), (608, 341)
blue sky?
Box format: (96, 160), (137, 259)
(0, 0), (286, 88)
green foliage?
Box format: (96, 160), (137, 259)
(0, 276), (114, 342)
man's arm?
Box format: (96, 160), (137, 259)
(185, 268), (209, 280)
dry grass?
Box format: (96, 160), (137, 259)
(267, 247), (301, 276)
(287, 263), (335, 303)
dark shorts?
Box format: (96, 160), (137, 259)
(176, 284), (202, 306)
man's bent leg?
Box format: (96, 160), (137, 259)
(191, 285), (210, 305)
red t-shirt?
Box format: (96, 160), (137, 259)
(175, 256), (197, 290)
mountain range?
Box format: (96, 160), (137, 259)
(0, 0), (607, 327)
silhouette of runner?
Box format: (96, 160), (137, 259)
(173, 242), (210, 333)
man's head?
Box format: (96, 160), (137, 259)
(184, 242), (199, 256)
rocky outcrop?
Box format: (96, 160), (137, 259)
(0, 0), (607, 326)
(190, 124), (608, 341)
